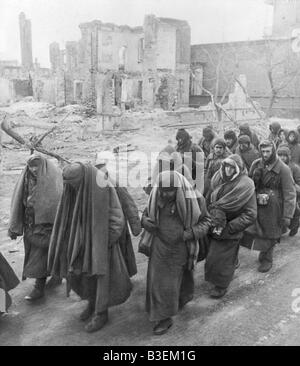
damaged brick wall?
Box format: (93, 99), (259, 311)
(47, 14), (191, 111)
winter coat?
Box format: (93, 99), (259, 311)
(176, 139), (203, 180)
(289, 143), (300, 166)
(236, 144), (260, 172)
(290, 163), (300, 198)
(239, 123), (260, 150)
(204, 151), (230, 196)
(228, 140), (239, 154)
(249, 157), (296, 239)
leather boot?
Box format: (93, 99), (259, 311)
(210, 286), (227, 299)
(46, 276), (62, 289)
(153, 318), (173, 335)
(25, 278), (46, 301)
(79, 299), (95, 321)
(258, 247), (273, 273)
(85, 310), (108, 333)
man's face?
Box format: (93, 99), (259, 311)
(279, 132), (286, 141)
(278, 153), (289, 164)
(239, 142), (249, 152)
(224, 164), (236, 178)
(225, 138), (233, 148)
(28, 160), (40, 177)
(261, 146), (273, 161)
(214, 144), (224, 156)
(160, 188), (177, 202)
(289, 133), (296, 142)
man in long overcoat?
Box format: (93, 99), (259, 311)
(241, 141), (296, 272)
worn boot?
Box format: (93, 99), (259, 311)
(210, 286), (227, 299)
(153, 318), (173, 335)
(258, 247), (273, 273)
(85, 310), (108, 333)
(289, 227), (299, 237)
(46, 276), (62, 289)
(25, 278), (46, 301)
(79, 300), (95, 322)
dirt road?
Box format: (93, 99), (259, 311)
(1, 102), (300, 346)
(1, 174), (300, 346)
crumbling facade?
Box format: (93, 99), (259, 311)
(0, 13), (52, 105)
(19, 12), (33, 71)
(190, 0), (300, 117)
(266, 0), (300, 38)
(45, 15), (191, 112)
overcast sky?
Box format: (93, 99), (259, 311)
(0, 0), (273, 68)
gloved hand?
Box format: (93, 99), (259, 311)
(282, 217), (291, 230)
(183, 228), (194, 241)
(142, 217), (158, 233)
(8, 229), (18, 240)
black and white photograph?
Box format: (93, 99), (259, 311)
(1, 0), (300, 349)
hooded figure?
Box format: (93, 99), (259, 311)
(205, 154), (257, 298)
(48, 163), (132, 333)
(8, 154), (63, 301)
(140, 170), (211, 335)
(277, 145), (300, 237)
(204, 138), (230, 197)
(268, 122), (281, 148)
(277, 128), (289, 147)
(175, 129), (203, 181)
(224, 130), (238, 154)
(287, 130), (300, 166)
(0, 252), (19, 314)
(238, 123), (260, 150)
(236, 135), (260, 172)
(198, 126), (217, 158)
(241, 140), (296, 273)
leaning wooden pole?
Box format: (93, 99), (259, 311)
(1, 114), (71, 164)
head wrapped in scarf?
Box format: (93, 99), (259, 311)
(277, 145), (291, 165)
(212, 137), (226, 149)
(239, 123), (251, 136)
(278, 128), (288, 141)
(224, 130), (237, 145)
(202, 126), (216, 142)
(176, 128), (191, 144)
(238, 134), (251, 146)
(220, 154), (245, 181)
(63, 162), (84, 188)
(287, 130), (299, 145)
(269, 122), (281, 135)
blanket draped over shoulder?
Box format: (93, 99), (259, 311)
(210, 168), (255, 212)
(48, 164), (118, 278)
(144, 170), (202, 270)
(9, 155), (63, 235)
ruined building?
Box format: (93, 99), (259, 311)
(190, 0), (300, 117)
(0, 13), (52, 105)
(45, 15), (191, 111)
(266, 0), (300, 38)
(19, 12), (33, 71)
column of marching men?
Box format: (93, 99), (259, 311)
(1, 121), (300, 336)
